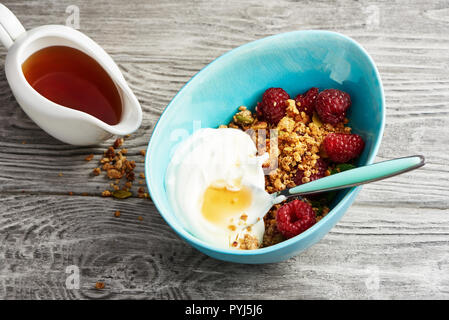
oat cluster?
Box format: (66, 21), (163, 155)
(84, 137), (149, 199)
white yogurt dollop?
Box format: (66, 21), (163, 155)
(165, 128), (267, 249)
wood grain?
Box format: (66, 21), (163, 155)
(0, 0), (448, 299)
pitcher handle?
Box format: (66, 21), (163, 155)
(0, 4), (26, 49)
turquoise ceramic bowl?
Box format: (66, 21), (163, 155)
(145, 30), (385, 264)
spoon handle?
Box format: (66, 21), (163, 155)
(282, 155), (425, 197)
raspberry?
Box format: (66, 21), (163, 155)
(295, 87), (319, 117)
(256, 88), (289, 124)
(293, 158), (328, 185)
(276, 200), (316, 239)
(315, 89), (351, 125)
(323, 133), (365, 163)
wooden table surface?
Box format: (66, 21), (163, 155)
(0, 0), (448, 300)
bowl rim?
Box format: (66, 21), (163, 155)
(145, 29), (386, 257)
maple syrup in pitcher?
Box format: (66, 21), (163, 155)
(22, 46), (122, 125)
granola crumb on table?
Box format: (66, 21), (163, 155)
(101, 190), (112, 197)
(225, 98), (352, 248)
(92, 167), (101, 176)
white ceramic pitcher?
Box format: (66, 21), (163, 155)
(0, 4), (142, 145)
